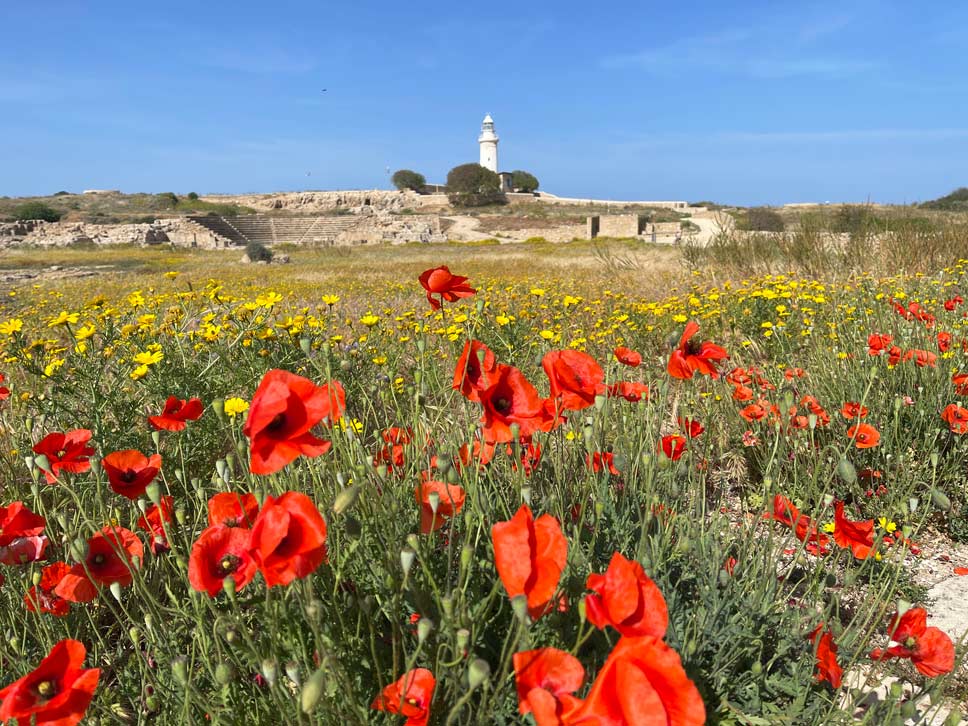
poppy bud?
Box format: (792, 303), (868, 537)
(215, 662), (235, 685)
(460, 545), (473, 573)
(33, 453), (51, 474)
(109, 582), (123, 602)
(129, 627), (141, 644)
(339, 359), (352, 372)
(305, 599), (322, 622)
(31, 569), (42, 586)
(822, 492), (835, 507)
(299, 337), (312, 355)
(376, 464), (388, 479)
(417, 618), (433, 644)
(215, 460), (228, 482)
(171, 657), (189, 686)
(427, 490), (441, 514)
(175, 507), (186, 525)
(146, 482), (162, 506)
(808, 414), (818, 430)
(520, 486), (532, 506)
(594, 393), (606, 410)
(944, 711), (962, 726)
(456, 628), (470, 652)
(30, 483), (40, 498)
(8, 637), (19, 652)
(144, 694), (160, 713)
(511, 595), (531, 625)
(332, 485), (360, 515)
(889, 681), (903, 700)
(70, 537), (87, 562)
(261, 658), (278, 687)
(577, 597), (587, 624)
(836, 458), (856, 484)
(751, 660), (763, 675)
(406, 534), (420, 550)
(212, 399), (226, 421)
(144, 614), (154, 631)
(930, 488), (952, 512)
(897, 598), (912, 616)
(301, 665), (326, 714)
(900, 701), (918, 721)
(400, 548), (416, 576)
(151, 431), (162, 448)
(467, 658), (491, 690)
(285, 660), (301, 686)
(930, 452), (939, 468)
(908, 497), (919, 514)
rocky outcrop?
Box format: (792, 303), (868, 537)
(0, 219), (231, 249)
(201, 190), (443, 215)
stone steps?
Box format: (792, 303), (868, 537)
(187, 215), (360, 246)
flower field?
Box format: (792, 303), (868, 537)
(0, 243), (967, 724)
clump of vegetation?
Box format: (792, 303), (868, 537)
(187, 192), (199, 201)
(511, 169), (540, 193)
(744, 207), (785, 232)
(446, 163), (506, 207)
(920, 186), (968, 211)
(391, 169), (427, 192)
(245, 240), (273, 262)
(12, 201), (63, 222)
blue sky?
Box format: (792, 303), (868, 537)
(1, 1), (966, 205)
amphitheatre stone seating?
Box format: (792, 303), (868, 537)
(188, 215), (360, 246)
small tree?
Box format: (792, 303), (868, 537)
(510, 170), (539, 193)
(446, 164), (505, 207)
(187, 192), (199, 201)
(13, 202), (62, 222)
(391, 170), (426, 192)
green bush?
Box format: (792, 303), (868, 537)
(446, 163), (505, 208)
(920, 186), (968, 211)
(158, 192), (179, 208)
(187, 192), (199, 201)
(12, 201), (62, 222)
(391, 169), (427, 192)
(746, 207), (785, 232)
(511, 170), (540, 193)
(245, 240), (273, 262)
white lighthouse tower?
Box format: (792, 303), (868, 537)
(478, 114), (499, 173)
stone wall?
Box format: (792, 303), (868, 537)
(0, 219), (230, 249)
(201, 190), (445, 215)
(596, 214), (644, 238)
(335, 214), (446, 246)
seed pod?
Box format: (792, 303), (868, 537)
(300, 664), (326, 713)
(215, 662), (235, 686)
(171, 657), (189, 686)
(467, 659), (491, 690)
(930, 488), (952, 512)
(836, 458), (856, 484)
(332, 485), (360, 515)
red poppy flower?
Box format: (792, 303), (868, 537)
(208, 492), (260, 528)
(542, 349), (605, 411)
(868, 333), (893, 356)
(668, 320), (728, 380)
(799, 396), (830, 426)
(739, 402), (769, 422)
(249, 491), (328, 587)
(0, 639), (100, 726)
(869, 607), (955, 677)
(371, 668), (436, 726)
(953, 373), (968, 395)
(31, 429), (95, 484)
(840, 402), (868, 420)
(937, 331), (953, 353)
(847, 423), (880, 449)
(148, 395), (204, 431)
(137, 495), (174, 555)
(513, 648), (584, 718)
(945, 295), (964, 311)
(492, 504), (567, 620)
(188, 525), (258, 597)
(833, 501), (874, 560)
(101, 449), (162, 500)
(903, 349), (937, 368)
(942, 403), (968, 434)
(768, 495), (830, 553)
(587, 451), (620, 476)
(725, 367), (751, 386)
(479, 365), (557, 444)
(605, 381), (649, 402)
(613, 346), (642, 367)
(784, 367), (806, 380)
(732, 384), (754, 402)
(567, 636), (705, 725)
(418, 265), (476, 310)
(243, 369), (341, 475)
(678, 417), (705, 438)
(453, 339), (498, 403)
(807, 624), (843, 688)
(24, 562), (72, 617)
(585, 551), (669, 638)
(0, 373), (8, 400)
(0, 501), (48, 565)
(887, 345), (903, 366)
(660, 434), (687, 461)
(55, 526), (144, 603)
(415, 480), (465, 534)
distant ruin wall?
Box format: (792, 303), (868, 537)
(335, 214), (446, 246)
(201, 190), (445, 214)
(0, 219), (229, 249)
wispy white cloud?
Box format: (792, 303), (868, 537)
(601, 10), (877, 79)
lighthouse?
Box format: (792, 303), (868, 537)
(478, 114), (499, 173)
